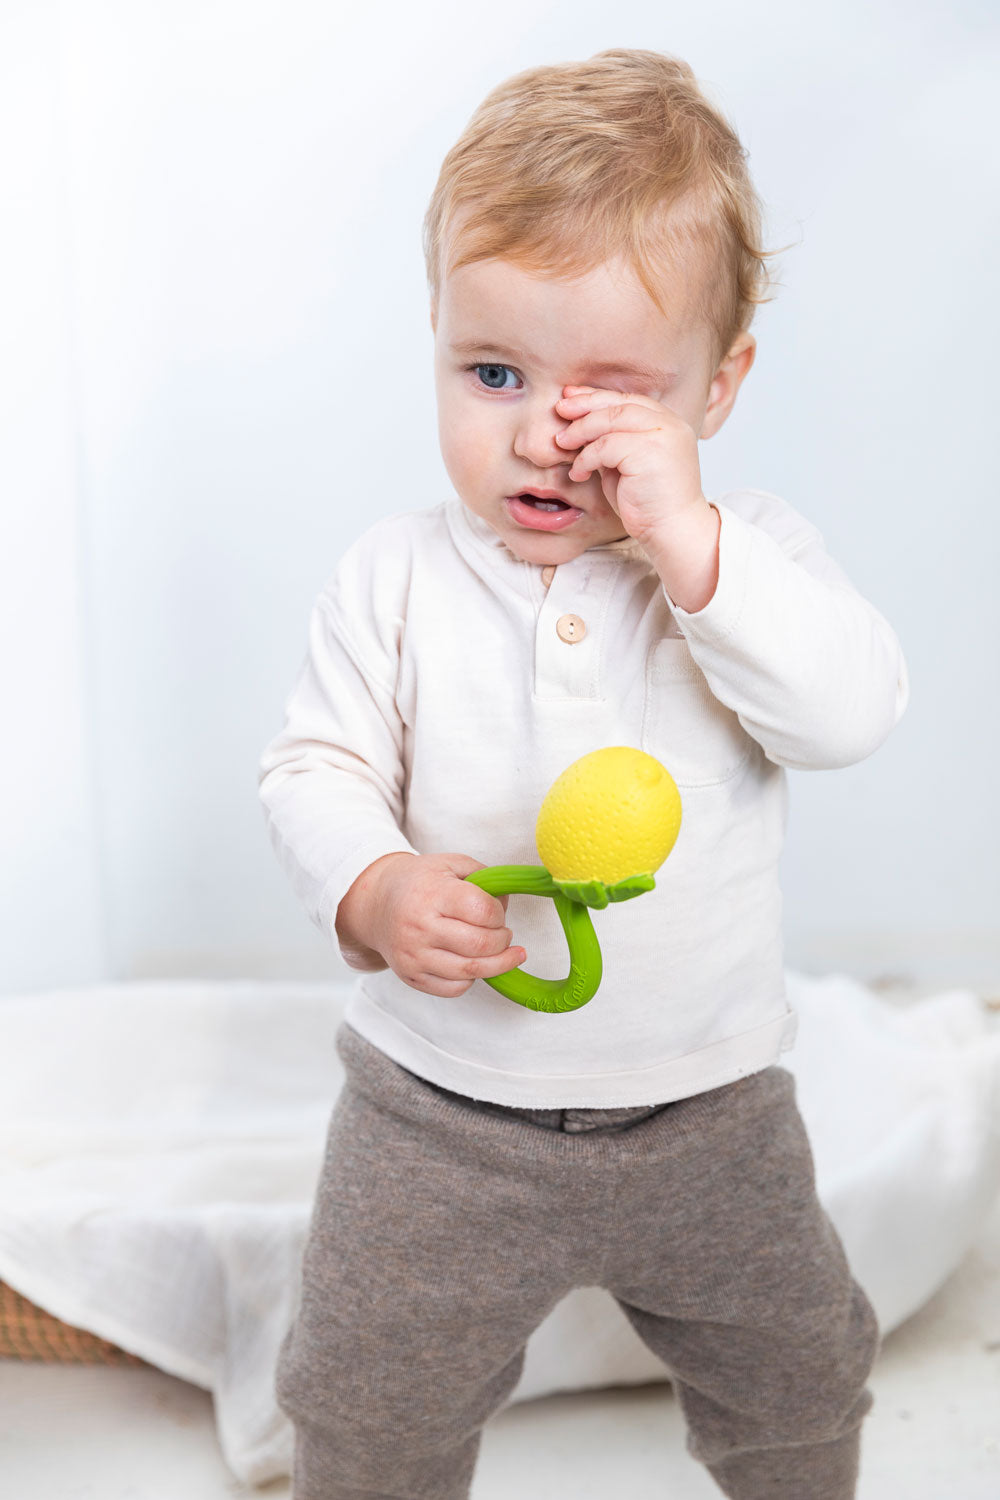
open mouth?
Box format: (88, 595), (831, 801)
(506, 494), (583, 532)
(516, 495), (570, 511)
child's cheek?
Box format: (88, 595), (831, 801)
(441, 411), (496, 485)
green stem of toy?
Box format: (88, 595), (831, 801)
(464, 864), (603, 1013)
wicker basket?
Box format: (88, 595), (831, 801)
(0, 1280), (148, 1366)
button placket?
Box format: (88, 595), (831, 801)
(534, 559), (615, 700)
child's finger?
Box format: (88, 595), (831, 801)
(567, 430), (652, 482)
(432, 914), (519, 961)
(441, 880), (511, 930)
(556, 388), (662, 416)
(432, 855), (513, 926)
(555, 401), (664, 450)
(422, 943), (528, 987)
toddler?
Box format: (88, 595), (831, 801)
(259, 48), (909, 1500)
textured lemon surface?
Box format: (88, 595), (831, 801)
(535, 747), (682, 884)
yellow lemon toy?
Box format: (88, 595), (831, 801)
(465, 747), (682, 1014)
(536, 746), (681, 886)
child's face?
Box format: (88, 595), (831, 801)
(431, 249), (737, 565)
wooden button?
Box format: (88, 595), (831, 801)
(541, 565), (556, 588)
(556, 613), (586, 644)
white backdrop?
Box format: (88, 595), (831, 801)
(2, 0), (997, 995)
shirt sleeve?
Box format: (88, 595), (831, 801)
(258, 540), (419, 970)
(661, 493), (910, 771)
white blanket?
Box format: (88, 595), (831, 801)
(1, 972), (998, 1486)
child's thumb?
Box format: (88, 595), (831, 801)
(436, 851), (488, 879)
(438, 854), (510, 915)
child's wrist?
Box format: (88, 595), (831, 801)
(644, 498), (721, 613)
(336, 853), (415, 955)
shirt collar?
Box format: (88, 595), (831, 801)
(447, 496), (649, 569)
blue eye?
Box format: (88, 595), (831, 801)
(468, 362), (520, 391)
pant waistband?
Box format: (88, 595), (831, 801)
(420, 1077), (672, 1134)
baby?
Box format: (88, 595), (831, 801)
(259, 47), (909, 1500)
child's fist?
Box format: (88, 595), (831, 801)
(339, 852), (527, 998)
(554, 385), (706, 550)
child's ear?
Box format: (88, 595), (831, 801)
(430, 301), (437, 334)
(700, 334), (756, 439)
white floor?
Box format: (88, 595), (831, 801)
(3, 1194), (999, 1498)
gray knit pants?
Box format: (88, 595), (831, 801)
(276, 1021), (879, 1499)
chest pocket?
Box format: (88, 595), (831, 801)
(641, 638), (751, 788)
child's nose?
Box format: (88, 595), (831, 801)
(513, 398), (574, 468)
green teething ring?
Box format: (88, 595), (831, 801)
(462, 747), (680, 1014)
(464, 865), (603, 1013)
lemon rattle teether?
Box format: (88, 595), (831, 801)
(465, 746), (681, 1013)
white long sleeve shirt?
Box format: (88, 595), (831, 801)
(258, 490), (909, 1107)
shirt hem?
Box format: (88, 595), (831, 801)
(341, 992), (799, 1108)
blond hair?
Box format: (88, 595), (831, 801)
(423, 49), (781, 371)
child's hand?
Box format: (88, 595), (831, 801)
(341, 852), (527, 998)
(554, 385), (707, 551)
